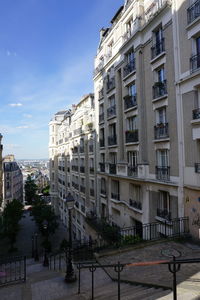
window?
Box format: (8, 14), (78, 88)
(129, 184), (141, 210)
(151, 26), (164, 59)
(126, 18), (133, 36)
(109, 152), (117, 164)
(127, 151), (138, 166)
(100, 178), (106, 194)
(111, 180), (120, 200)
(156, 149), (169, 166)
(128, 84), (136, 96)
(157, 67), (165, 82)
(99, 103), (104, 114)
(100, 153), (105, 163)
(127, 116), (137, 131)
(127, 49), (135, 63)
(108, 95), (115, 108)
(156, 107), (166, 124)
(109, 123), (116, 136)
(157, 191), (171, 220)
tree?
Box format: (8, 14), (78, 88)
(41, 185), (50, 196)
(24, 175), (38, 204)
(2, 199), (24, 251)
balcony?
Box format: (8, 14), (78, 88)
(125, 130), (138, 143)
(100, 139), (105, 148)
(80, 146), (84, 153)
(99, 113), (104, 123)
(90, 167), (94, 174)
(106, 77), (115, 93)
(80, 166), (85, 173)
(187, 0), (200, 24)
(124, 95), (137, 110)
(74, 127), (82, 136)
(129, 199), (142, 210)
(90, 188), (95, 197)
(111, 192), (120, 201)
(100, 189), (106, 196)
(193, 108), (200, 119)
(72, 182), (79, 190)
(72, 165), (79, 172)
(99, 162), (105, 172)
(98, 88), (104, 100)
(157, 208), (171, 221)
(108, 135), (117, 146)
(155, 166), (170, 181)
(107, 105), (116, 119)
(89, 144), (94, 152)
(72, 147), (79, 154)
(80, 185), (85, 193)
(128, 165), (138, 177)
(195, 163), (200, 173)
(123, 59), (136, 77)
(152, 80), (167, 99)
(190, 53), (200, 73)
(109, 163), (116, 175)
(151, 38), (165, 60)
(154, 123), (169, 139)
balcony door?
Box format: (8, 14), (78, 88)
(127, 151), (137, 167)
(156, 107), (166, 124)
(156, 149), (169, 167)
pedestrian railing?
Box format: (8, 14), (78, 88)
(0, 256), (26, 287)
(76, 257), (200, 300)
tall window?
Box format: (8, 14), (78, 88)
(108, 95), (115, 107)
(111, 180), (120, 200)
(109, 123), (116, 137)
(127, 151), (138, 166)
(126, 18), (133, 35)
(109, 152), (117, 164)
(128, 84), (136, 96)
(127, 116), (137, 130)
(156, 149), (169, 167)
(157, 67), (165, 82)
(156, 107), (166, 124)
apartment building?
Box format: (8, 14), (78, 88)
(0, 134), (3, 209)
(172, 0), (200, 239)
(49, 94), (96, 241)
(2, 155), (23, 208)
(93, 0), (187, 238)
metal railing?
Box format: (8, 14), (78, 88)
(0, 256), (26, 287)
(125, 130), (138, 143)
(187, 0), (200, 24)
(156, 166), (170, 181)
(127, 165), (138, 177)
(129, 198), (142, 210)
(152, 80), (167, 99)
(151, 38), (165, 59)
(190, 53), (200, 72)
(154, 123), (169, 139)
(193, 108), (200, 119)
(123, 59), (135, 77)
(107, 105), (116, 118)
(124, 95), (137, 110)
(108, 135), (117, 146)
(106, 77), (115, 92)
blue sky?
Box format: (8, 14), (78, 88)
(0, 0), (123, 159)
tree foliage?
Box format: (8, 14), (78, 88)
(2, 199), (24, 251)
(31, 199), (59, 236)
(24, 175), (38, 204)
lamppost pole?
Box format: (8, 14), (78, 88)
(34, 233), (39, 261)
(31, 235), (35, 258)
(65, 194), (76, 283)
(43, 220), (49, 267)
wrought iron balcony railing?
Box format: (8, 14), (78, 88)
(124, 95), (137, 110)
(98, 88), (104, 100)
(125, 130), (139, 143)
(99, 113), (104, 123)
(129, 198), (142, 210)
(195, 163), (200, 173)
(99, 162), (105, 172)
(123, 59), (136, 77)
(154, 123), (169, 139)
(111, 192), (120, 201)
(193, 108), (200, 119)
(109, 163), (117, 174)
(100, 139), (105, 148)
(190, 53), (200, 73)
(108, 135), (117, 146)
(128, 165), (138, 177)
(152, 80), (167, 99)
(187, 0), (200, 24)
(157, 208), (171, 221)
(107, 105), (116, 118)
(72, 182), (79, 190)
(155, 166), (170, 181)
(106, 77), (115, 92)
(151, 38), (165, 59)
(80, 166), (85, 173)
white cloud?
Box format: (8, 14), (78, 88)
(16, 125), (29, 129)
(9, 103), (23, 107)
(23, 113), (32, 118)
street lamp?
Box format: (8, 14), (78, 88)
(43, 220), (49, 267)
(64, 193), (76, 283)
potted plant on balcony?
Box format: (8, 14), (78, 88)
(87, 122), (93, 130)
